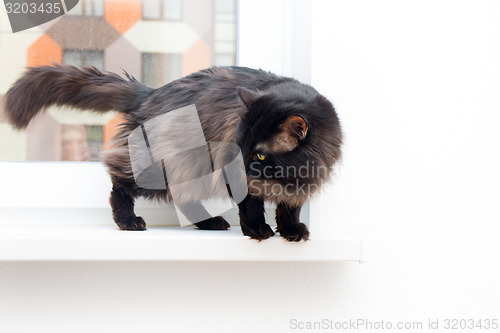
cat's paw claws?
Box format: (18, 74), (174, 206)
(278, 222), (309, 242)
(242, 224), (275, 241)
(195, 216), (231, 230)
(117, 216), (147, 231)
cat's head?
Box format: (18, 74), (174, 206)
(235, 82), (342, 205)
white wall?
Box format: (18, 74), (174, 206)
(1, 1), (499, 332)
(310, 0), (500, 320)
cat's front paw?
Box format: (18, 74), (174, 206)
(117, 216), (147, 231)
(277, 222), (309, 242)
(242, 223), (275, 241)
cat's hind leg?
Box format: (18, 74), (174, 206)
(177, 201), (230, 230)
(109, 184), (146, 231)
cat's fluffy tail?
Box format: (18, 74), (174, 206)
(4, 64), (153, 129)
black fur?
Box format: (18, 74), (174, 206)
(4, 65), (342, 241)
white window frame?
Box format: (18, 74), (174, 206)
(0, 0), (313, 229)
(142, 0), (183, 21)
(67, 0), (105, 17)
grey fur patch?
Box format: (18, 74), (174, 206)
(126, 105), (248, 205)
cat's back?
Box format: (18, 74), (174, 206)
(132, 67), (281, 144)
(139, 67), (293, 118)
(173, 66), (293, 93)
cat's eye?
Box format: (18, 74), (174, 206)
(256, 153), (266, 161)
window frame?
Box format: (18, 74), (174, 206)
(141, 52), (183, 87)
(63, 49), (105, 69)
(67, 0), (105, 17)
(142, 0), (183, 22)
(0, 0), (313, 227)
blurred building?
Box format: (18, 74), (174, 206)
(0, 0), (237, 161)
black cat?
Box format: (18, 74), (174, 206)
(4, 65), (342, 241)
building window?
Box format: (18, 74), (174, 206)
(68, 0), (104, 16)
(59, 124), (102, 161)
(85, 125), (104, 161)
(143, 0), (182, 21)
(215, 0), (236, 22)
(214, 53), (235, 67)
(214, 0), (236, 66)
(63, 50), (104, 70)
(59, 50), (105, 161)
(142, 53), (182, 88)
(0, 0), (238, 162)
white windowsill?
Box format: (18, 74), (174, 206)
(0, 163), (363, 262)
(0, 224), (363, 262)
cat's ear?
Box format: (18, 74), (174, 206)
(236, 87), (264, 111)
(280, 115), (309, 140)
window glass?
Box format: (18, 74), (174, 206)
(214, 53), (235, 67)
(143, 0), (161, 20)
(69, 0), (83, 15)
(163, 0), (182, 20)
(68, 0), (104, 16)
(88, 0), (105, 16)
(63, 50), (104, 69)
(142, 53), (182, 88)
(214, 0), (236, 68)
(144, 0), (182, 20)
(0, 0), (237, 162)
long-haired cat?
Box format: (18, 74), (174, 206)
(4, 65), (342, 241)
